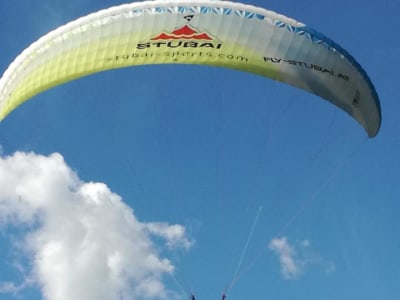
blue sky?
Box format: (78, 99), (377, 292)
(0, 0), (399, 300)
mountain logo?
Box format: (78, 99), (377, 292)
(136, 25), (222, 49)
(151, 25), (213, 41)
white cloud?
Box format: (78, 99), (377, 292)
(269, 237), (301, 279)
(145, 222), (194, 250)
(0, 151), (193, 300)
(269, 237), (335, 280)
(0, 281), (23, 294)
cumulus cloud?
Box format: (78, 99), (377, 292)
(269, 237), (334, 280)
(0, 151), (193, 300)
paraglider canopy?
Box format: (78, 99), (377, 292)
(0, 0), (381, 136)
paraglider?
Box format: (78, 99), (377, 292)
(0, 0), (380, 136)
